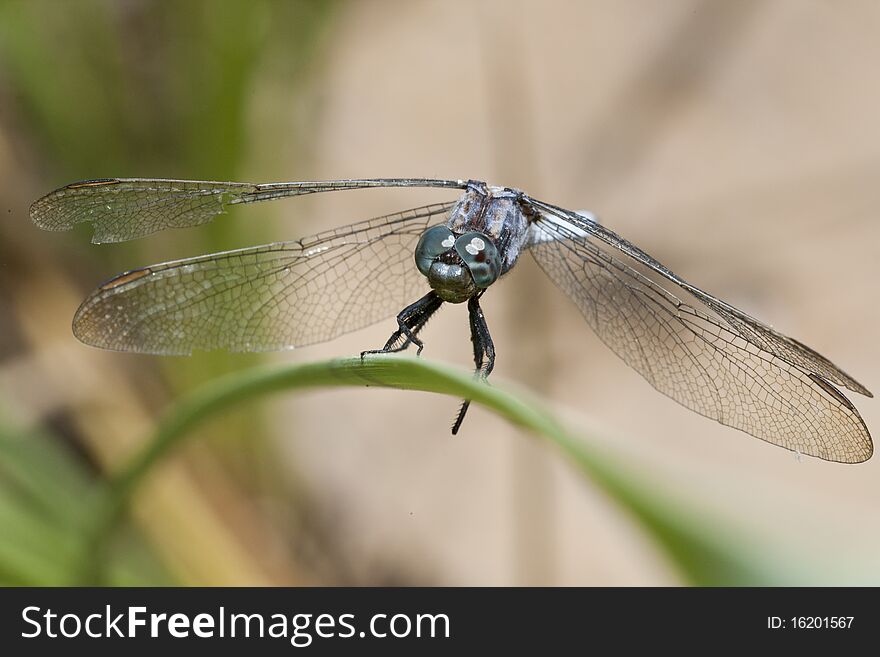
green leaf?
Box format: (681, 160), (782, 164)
(88, 355), (784, 585)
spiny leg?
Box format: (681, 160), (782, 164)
(452, 293), (495, 434)
(361, 291), (444, 358)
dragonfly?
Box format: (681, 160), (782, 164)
(29, 177), (873, 462)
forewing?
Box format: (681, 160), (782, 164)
(528, 204), (872, 463)
(72, 203), (452, 354)
(30, 177), (464, 244)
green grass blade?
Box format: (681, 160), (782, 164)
(86, 356), (785, 585)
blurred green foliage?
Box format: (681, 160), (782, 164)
(0, 0), (333, 177)
(0, 0), (338, 586)
(0, 415), (172, 585)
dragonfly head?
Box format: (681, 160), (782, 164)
(414, 225), (500, 303)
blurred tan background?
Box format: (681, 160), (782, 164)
(1, 0), (879, 585)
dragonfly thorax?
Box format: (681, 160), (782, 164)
(446, 182), (532, 275)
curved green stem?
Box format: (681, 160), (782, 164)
(83, 356), (781, 585)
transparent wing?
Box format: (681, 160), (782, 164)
(30, 177), (465, 244)
(527, 202), (872, 463)
(72, 203), (453, 354)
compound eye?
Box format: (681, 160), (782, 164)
(454, 232), (500, 288)
(414, 225), (456, 276)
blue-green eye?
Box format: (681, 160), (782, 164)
(454, 232), (500, 288)
(415, 225), (456, 276)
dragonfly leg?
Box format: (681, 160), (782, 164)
(361, 291), (444, 358)
(452, 293), (495, 434)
